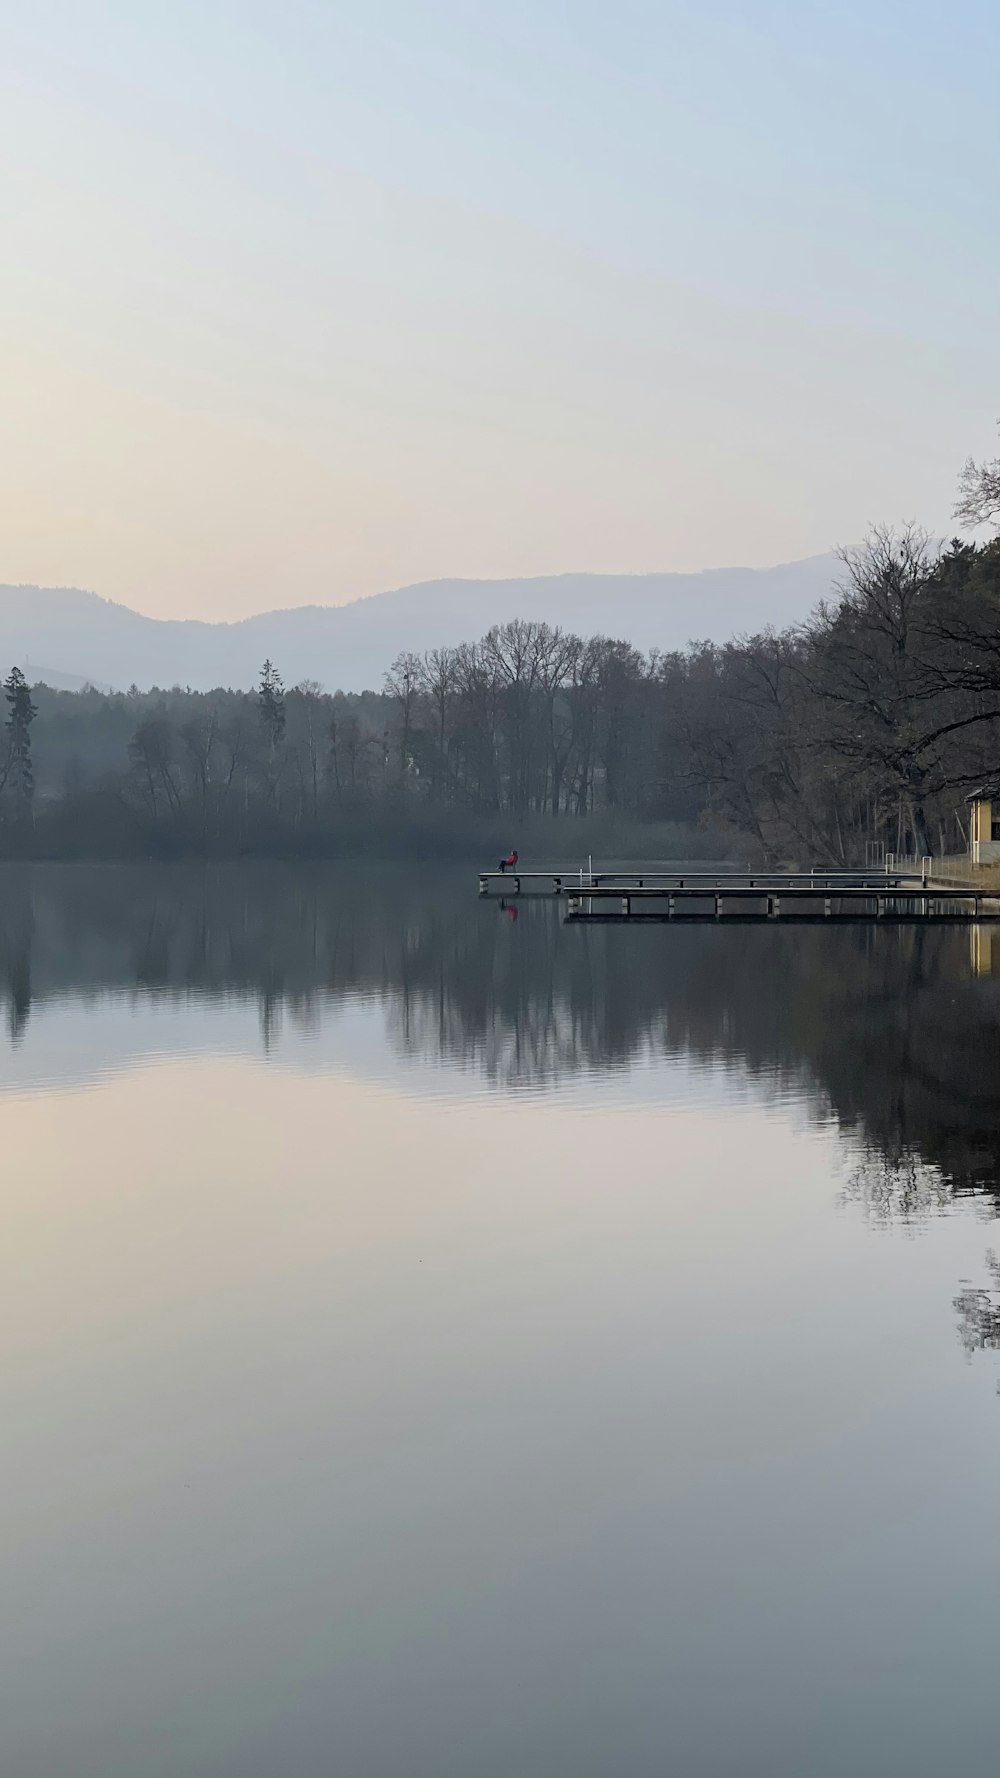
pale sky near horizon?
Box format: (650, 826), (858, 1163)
(3, 0), (999, 622)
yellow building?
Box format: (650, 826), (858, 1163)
(966, 785), (1000, 864)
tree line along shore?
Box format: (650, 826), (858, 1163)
(4, 443), (1000, 863)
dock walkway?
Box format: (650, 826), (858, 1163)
(478, 866), (999, 922)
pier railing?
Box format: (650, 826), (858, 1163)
(478, 859), (1000, 921)
(884, 854), (932, 885)
(906, 853), (1000, 889)
(479, 864), (924, 897)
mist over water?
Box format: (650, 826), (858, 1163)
(3, 864), (1000, 1778)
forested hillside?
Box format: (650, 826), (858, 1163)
(0, 557), (837, 693)
(3, 526), (1000, 864)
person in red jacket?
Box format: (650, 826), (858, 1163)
(498, 848), (519, 873)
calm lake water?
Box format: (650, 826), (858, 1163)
(3, 864), (1000, 1778)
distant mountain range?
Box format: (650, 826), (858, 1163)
(0, 557), (840, 694)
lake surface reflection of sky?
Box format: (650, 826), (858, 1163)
(3, 865), (1000, 1778)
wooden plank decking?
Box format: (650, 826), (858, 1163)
(478, 866), (1000, 922)
(479, 868), (921, 897)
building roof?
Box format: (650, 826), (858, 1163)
(965, 784), (1000, 803)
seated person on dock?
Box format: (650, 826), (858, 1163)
(498, 849), (519, 873)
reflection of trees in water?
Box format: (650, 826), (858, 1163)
(955, 1253), (1000, 1381)
(7, 861), (1000, 1386)
(817, 936), (1000, 1218)
(842, 1149), (955, 1225)
(0, 873), (33, 1044)
(3, 864), (1000, 1209)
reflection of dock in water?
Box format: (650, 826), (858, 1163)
(479, 866), (1000, 923)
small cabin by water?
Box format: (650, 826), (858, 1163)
(966, 785), (1000, 864)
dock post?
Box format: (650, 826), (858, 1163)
(824, 897), (832, 917)
(715, 894), (722, 919)
(479, 875), (488, 896)
(622, 895), (630, 917)
(668, 894), (675, 919)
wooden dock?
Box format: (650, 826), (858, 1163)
(478, 867), (1000, 922)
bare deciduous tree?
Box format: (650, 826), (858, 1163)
(955, 426), (1000, 530)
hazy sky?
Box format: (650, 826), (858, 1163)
(3, 1), (999, 621)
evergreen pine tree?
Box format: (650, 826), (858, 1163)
(257, 659), (286, 806)
(3, 667), (37, 816)
(258, 660), (286, 750)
